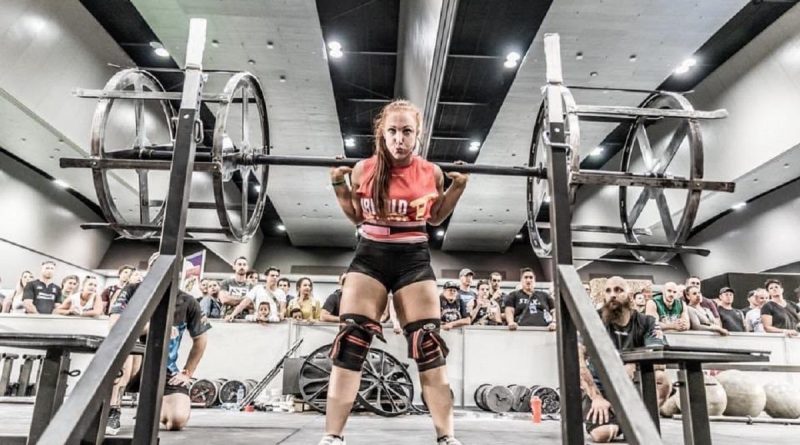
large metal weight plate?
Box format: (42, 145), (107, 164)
(619, 92), (703, 263)
(527, 85), (580, 257)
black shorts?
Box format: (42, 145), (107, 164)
(127, 370), (190, 397)
(347, 238), (436, 293)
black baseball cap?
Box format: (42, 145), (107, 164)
(443, 281), (459, 290)
(719, 287), (734, 295)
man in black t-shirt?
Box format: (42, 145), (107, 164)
(22, 261), (62, 314)
(579, 276), (668, 443)
(717, 287), (745, 332)
(503, 268), (556, 331)
(761, 279), (800, 336)
(321, 274), (347, 322)
(440, 281), (470, 330)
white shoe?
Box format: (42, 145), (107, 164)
(318, 434), (346, 445)
(437, 436), (462, 445)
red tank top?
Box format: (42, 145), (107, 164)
(357, 155), (439, 243)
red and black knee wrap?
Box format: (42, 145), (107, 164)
(329, 314), (385, 371)
(403, 318), (449, 372)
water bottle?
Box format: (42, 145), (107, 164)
(531, 396), (542, 424)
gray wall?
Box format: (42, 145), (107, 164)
(576, 257), (689, 284)
(0, 151), (112, 285)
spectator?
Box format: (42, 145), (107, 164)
(128, 270), (143, 285)
(100, 265), (135, 315)
(633, 292), (646, 313)
(61, 275), (79, 299)
(685, 286), (728, 335)
(278, 277), (294, 308)
(467, 280), (502, 325)
(457, 268), (477, 307)
(246, 269), (260, 287)
(289, 307), (303, 321)
(645, 282), (688, 332)
(761, 279), (799, 336)
(489, 272), (507, 323)
(685, 276), (721, 326)
(717, 287), (746, 333)
(321, 274), (346, 323)
(504, 268), (556, 331)
(199, 280), (223, 319)
(197, 278), (210, 300)
(380, 295), (403, 334)
(288, 277), (320, 321)
(226, 267), (286, 322)
(218, 257), (253, 318)
(440, 281), (470, 330)
(54, 276), (103, 317)
(245, 301), (279, 323)
(745, 289), (768, 333)
(22, 261), (62, 314)
(580, 276), (669, 443)
(2, 270), (33, 313)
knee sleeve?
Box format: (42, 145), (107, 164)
(404, 319), (449, 372)
(329, 314), (384, 371)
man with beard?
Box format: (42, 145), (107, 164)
(218, 257), (253, 318)
(579, 276), (670, 443)
(685, 276), (721, 327)
(22, 261), (62, 314)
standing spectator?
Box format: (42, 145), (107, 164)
(288, 277), (320, 321)
(278, 277), (294, 308)
(440, 281), (470, 330)
(199, 280), (223, 319)
(100, 265), (135, 315)
(321, 274), (347, 323)
(61, 275), (79, 299)
(218, 257), (253, 318)
(745, 289), (768, 333)
(246, 269), (260, 287)
(645, 282), (688, 332)
(197, 278), (210, 300)
(685, 286), (728, 335)
(716, 287), (746, 332)
(457, 268), (476, 307)
(488, 272), (506, 303)
(54, 276), (103, 317)
(685, 276), (721, 326)
(633, 292), (647, 313)
(225, 267), (286, 321)
(467, 280), (502, 325)
(761, 279), (799, 336)
(3, 270), (34, 313)
(129, 270), (143, 285)
(504, 268), (556, 331)
(22, 261), (62, 314)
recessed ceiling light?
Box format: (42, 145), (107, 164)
(784, 163), (790, 168)
(674, 57), (697, 75)
(469, 141), (481, 151)
(248, 59), (256, 65)
(344, 137), (355, 148)
(575, 52), (584, 60)
(543, 195), (551, 203)
(150, 42), (169, 58)
(277, 224), (286, 231)
(506, 51), (521, 62)
(436, 229), (445, 238)
(53, 179), (69, 188)
(629, 54), (637, 62)
(590, 146), (604, 157)
(266, 40), (274, 49)
(590, 71), (598, 77)
(515, 234), (523, 239)
(683, 58), (697, 67)
(328, 41), (343, 59)
(279, 75), (287, 83)
(674, 65), (690, 75)
(731, 202), (746, 210)
(253, 184), (261, 192)
(211, 39), (220, 48)
(503, 59), (518, 69)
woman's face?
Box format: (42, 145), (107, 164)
(478, 284), (490, 298)
(381, 110), (418, 164)
(63, 279), (78, 295)
(21, 272), (34, 286)
(299, 280), (312, 296)
(83, 278), (97, 294)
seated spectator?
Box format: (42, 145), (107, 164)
(23, 261), (63, 315)
(504, 268), (556, 331)
(199, 280), (223, 319)
(245, 301), (279, 323)
(745, 289), (768, 333)
(761, 279), (799, 337)
(278, 277), (294, 308)
(645, 282), (688, 332)
(633, 292), (646, 313)
(288, 277), (320, 321)
(61, 275), (79, 300)
(321, 274), (346, 323)
(716, 287), (746, 332)
(100, 265), (134, 315)
(685, 286), (728, 335)
(2, 270), (33, 313)
(468, 280), (502, 325)
(54, 276), (103, 317)
(440, 281), (470, 330)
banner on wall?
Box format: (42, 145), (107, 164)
(181, 250), (206, 293)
